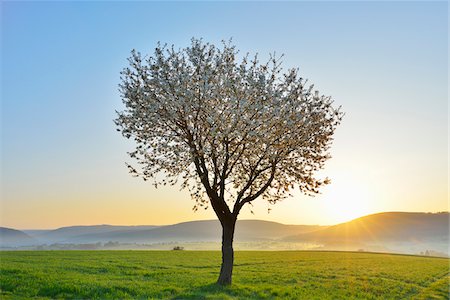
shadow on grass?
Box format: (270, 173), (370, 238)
(172, 283), (243, 300)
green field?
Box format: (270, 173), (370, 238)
(0, 251), (448, 299)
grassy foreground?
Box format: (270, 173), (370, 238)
(0, 250), (448, 299)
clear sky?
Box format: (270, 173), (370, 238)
(1, 1), (448, 229)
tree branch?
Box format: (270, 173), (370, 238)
(219, 138), (230, 199)
(233, 163), (276, 215)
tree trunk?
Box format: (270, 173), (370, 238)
(217, 219), (236, 285)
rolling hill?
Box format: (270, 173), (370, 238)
(2, 212), (448, 256)
(23, 220), (323, 244)
(284, 212), (448, 242)
(29, 225), (159, 244)
(0, 227), (36, 247)
(283, 212), (449, 254)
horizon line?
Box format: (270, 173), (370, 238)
(2, 210), (448, 231)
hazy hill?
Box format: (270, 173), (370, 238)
(284, 212), (449, 254)
(285, 212), (448, 242)
(23, 230), (52, 236)
(2, 212), (448, 256)
(49, 220), (323, 244)
(4, 221), (323, 245)
(0, 227), (36, 247)
(33, 225), (159, 244)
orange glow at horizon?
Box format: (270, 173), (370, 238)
(1, 162), (446, 230)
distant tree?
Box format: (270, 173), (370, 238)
(115, 38), (343, 285)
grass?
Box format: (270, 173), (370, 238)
(0, 250), (448, 299)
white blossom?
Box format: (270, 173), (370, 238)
(115, 38), (343, 220)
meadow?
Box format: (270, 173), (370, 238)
(0, 250), (448, 299)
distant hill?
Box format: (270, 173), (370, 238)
(32, 220), (323, 244)
(283, 212), (449, 254)
(284, 212), (448, 242)
(2, 212), (448, 256)
(32, 225), (159, 244)
(0, 227), (36, 247)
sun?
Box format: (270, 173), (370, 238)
(321, 173), (375, 224)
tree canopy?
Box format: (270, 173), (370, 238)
(116, 39), (342, 222)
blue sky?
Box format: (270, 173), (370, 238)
(1, 1), (448, 229)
